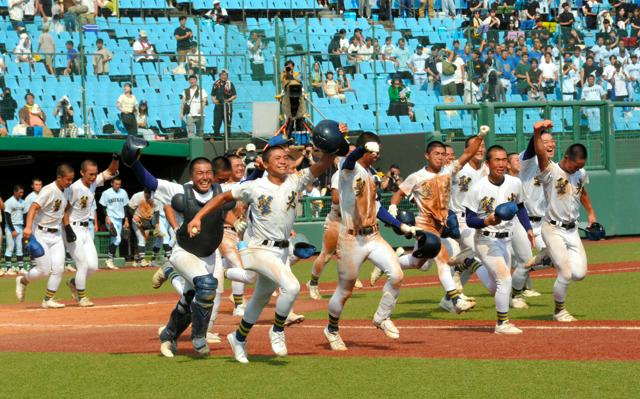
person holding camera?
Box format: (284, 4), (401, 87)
(247, 31), (266, 80)
(54, 95), (77, 137)
(211, 70), (236, 136)
(181, 75), (208, 138)
(117, 83), (138, 135)
(381, 164), (403, 193)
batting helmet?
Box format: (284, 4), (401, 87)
(392, 210), (416, 236)
(291, 233), (317, 259)
(441, 210), (461, 239)
(494, 202), (518, 221)
(24, 236), (45, 259)
(412, 231), (442, 259)
(312, 119), (348, 154)
(120, 135), (149, 167)
(585, 222), (606, 241)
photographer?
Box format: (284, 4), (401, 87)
(54, 95), (77, 137)
(247, 31), (266, 80)
(280, 60), (307, 131)
(211, 70), (236, 135)
(181, 75), (208, 138)
(381, 164), (403, 193)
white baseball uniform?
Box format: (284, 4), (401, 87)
(4, 195), (25, 260)
(311, 171), (341, 278)
(99, 187), (129, 246)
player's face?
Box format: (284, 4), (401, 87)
(14, 189), (24, 199)
(32, 181), (43, 193)
(230, 158), (245, 181)
(287, 156), (298, 174)
(541, 133), (556, 159)
(81, 165), (99, 185)
(473, 141), (486, 162)
(508, 155), (521, 175)
(58, 172), (75, 189)
(488, 149), (508, 178)
(426, 146), (446, 170)
(191, 163), (213, 192)
(445, 147), (455, 163)
(265, 148), (289, 178)
(563, 157), (586, 174)
(112, 179), (122, 191)
(214, 170), (231, 183)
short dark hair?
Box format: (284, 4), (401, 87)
(507, 152), (519, 159)
(32, 178), (42, 185)
(263, 145), (285, 162)
(56, 163), (74, 177)
(486, 145), (507, 161)
(389, 164), (400, 170)
(25, 92), (34, 100)
(565, 143), (588, 161)
(355, 131), (380, 148)
(426, 140), (445, 153)
(13, 184), (24, 192)
(444, 144), (454, 150)
(188, 75), (197, 80)
(96, 38), (104, 45)
(66, 41), (73, 46)
(227, 154), (242, 162)
(189, 157), (212, 174)
(212, 156), (231, 175)
(112, 176), (122, 183)
(80, 159), (97, 171)
(179, 16), (186, 21)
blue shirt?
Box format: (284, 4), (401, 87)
(99, 187), (129, 219)
(67, 48), (78, 61)
(496, 57), (515, 81)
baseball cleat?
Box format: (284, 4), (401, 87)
(284, 311), (305, 326)
(268, 327), (288, 357)
(324, 327), (347, 351)
(510, 295), (529, 309)
(16, 276), (27, 302)
(65, 264), (77, 272)
(439, 296), (456, 313)
(41, 298), (65, 309)
(459, 292), (476, 302)
(132, 261), (141, 268)
(105, 259), (118, 270)
(373, 318), (400, 339)
(227, 333), (249, 364)
(354, 279), (363, 289)
(157, 326), (165, 337)
(395, 247), (405, 257)
(151, 268), (167, 289)
(447, 248), (474, 267)
(523, 289), (541, 298)
(206, 332), (221, 344)
(6, 268), (17, 276)
(494, 322), (523, 335)
(553, 309), (577, 322)
(306, 281), (322, 300)
(160, 340), (177, 358)
(232, 305), (245, 317)
(454, 297), (476, 314)
(78, 297), (95, 307)
(369, 266), (383, 286)
(140, 259), (150, 268)
(192, 337), (210, 356)
(66, 279), (79, 302)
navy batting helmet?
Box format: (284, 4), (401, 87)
(312, 119), (348, 154)
(120, 135), (149, 167)
(412, 231), (441, 259)
(585, 222), (605, 241)
(24, 236), (45, 259)
(494, 202), (518, 221)
(393, 210), (416, 236)
(441, 210), (461, 239)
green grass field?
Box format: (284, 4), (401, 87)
(1, 240), (639, 397)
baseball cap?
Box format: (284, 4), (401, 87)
(245, 143), (256, 152)
(267, 134), (292, 147)
(213, 0), (220, 4)
(139, 30), (148, 37)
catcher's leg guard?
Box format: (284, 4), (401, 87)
(190, 274), (218, 352)
(160, 290), (195, 342)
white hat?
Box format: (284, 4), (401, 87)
(213, 0), (220, 4)
(19, 32), (29, 40)
(245, 143), (256, 152)
(139, 30), (148, 37)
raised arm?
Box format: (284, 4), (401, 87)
(458, 126), (488, 166)
(131, 160), (158, 191)
(186, 190), (235, 237)
(309, 152), (337, 178)
(533, 120), (553, 171)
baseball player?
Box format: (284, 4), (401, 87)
(463, 145), (533, 335)
(187, 144), (338, 363)
(16, 164), (75, 308)
(64, 156), (120, 307)
(4, 185), (26, 275)
(533, 123), (597, 322)
(99, 176), (129, 269)
(128, 188), (159, 267)
(150, 204), (175, 266)
(0, 197), (3, 277)
(324, 132), (417, 352)
(22, 178), (43, 270)
(386, 131), (488, 314)
(444, 144), (455, 164)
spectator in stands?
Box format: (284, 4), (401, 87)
(133, 30), (157, 63)
(328, 30), (345, 69)
(347, 36), (361, 64)
(409, 45), (428, 89)
(302, 182), (323, 218)
(14, 32), (35, 68)
(539, 52), (558, 98)
(557, 2), (575, 36)
(54, 95), (77, 138)
(625, 54), (640, 93)
(9, 0), (26, 31)
(64, 40), (79, 75)
(323, 71), (346, 103)
(37, 25), (56, 75)
(206, 0), (230, 25)
(96, 0), (116, 17)
(310, 61), (324, 98)
(19, 93), (50, 136)
(174, 16), (193, 67)
(36, 0), (55, 22)
(381, 164), (403, 192)
(378, 0), (392, 21)
(93, 38), (112, 75)
(247, 31), (266, 80)
(358, 0), (371, 19)
(136, 100), (155, 141)
(80, 0), (98, 25)
(181, 75), (208, 137)
(561, 63), (578, 101)
(0, 89), (18, 133)
(116, 83), (138, 135)
(381, 36), (395, 61)
(211, 70), (236, 135)
(581, 56), (601, 87)
(514, 53), (531, 96)
(186, 44), (206, 76)
(631, 8), (640, 37)
(441, 0), (455, 18)
(436, 50), (458, 96)
(390, 38), (412, 81)
(526, 58), (545, 101)
(609, 62), (631, 101)
(495, 49), (514, 95)
(583, 0), (599, 30)
(358, 37), (374, 62)
(387, 78), (414, 120)
(336, 68), (353, 95)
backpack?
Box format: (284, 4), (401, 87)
(442, 60), (457, 76)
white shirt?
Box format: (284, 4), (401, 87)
(4, 196), (25, 225)
(625, 61), (640, 81)
(67, 172), (111, 223)
(382, 43), (396, 58)
(24, 0), (35, 15)
(303, 187), (321, 197)
(23, 191), (39, 216)
(436, 62), (455, 86)
(184, 86), (208, 116)
(518, 152), (546, 217)
(409, 52), (428, 73)
(9, 0), (25, 21)
(538, 162), (588, 223)
(581, 83), (606, 100)
(452, 57), (466, 84)
(358, 45), (374, 61)
(449, 162), (488, 215)
(462, 174), (525, 234)
(34, 182), (68, 229)
(82, 0), (96, 14)
(128, 191), (161, 218)
(246, 40), (264, 64)
(591, 44), (609, 64)
(117, 94), (138, 113)
(539, 60), (557, 80)
(99, 187), (129, 219)
(339, 161), (380, 231)
(340, 37), (350, 51)
(132, 40), (155, 61)
(231, 169), (314, 244)
(348, 43), (361, 55)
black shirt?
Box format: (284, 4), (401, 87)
(526, 1), (539, 17)
(558, 11), (575, 26)
(174, 26), (193, 50)
(468, 59), (486, 79)
(0, 95), (18, 121)
(39, 0), (53, 17)
(211, 80), (237, 101)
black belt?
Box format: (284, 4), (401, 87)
(460, 211), (466, 217)
(72, 221), (90, 227)
(563, 92), (575, 95)
(37, 225), (59, 233)
(482, 231), (510, 239)
(529, 216), (542, 222)
(347, 225), (379, 236)
(261, 240), (289, 248)
(224, 226), (236, 232)
(549, 220), (576, 229)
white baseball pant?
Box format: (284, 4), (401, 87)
(219, 229), (245, 296)
(65, 224), (98, 291)
(169, 243), (216, 292)
(474, 234), (513, 314)
(399, 238), (458, 292)
(311, 218), (340, 279)
(541, 222), (587, 304)
(25, 229), (66, 292)
(511, 218), (546, 291)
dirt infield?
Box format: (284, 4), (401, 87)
(1, 261), (639, 362)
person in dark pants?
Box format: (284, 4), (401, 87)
(211, 70), (237, 135)
(0, 88), (19, 133)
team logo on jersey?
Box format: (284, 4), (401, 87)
(53, 199), (62, 212)
(458, 176), (472, 192)
(555, 178), (569, 195)
(354, 178), (365, 197)
(257, 195), (273, 215)
(507, 193), (517, 202)
(533, 176), (542, 186)
(80, 196), (89, 209)
(576, 179), (585, 195)
(479, 196), (496, 214)
(286, 191), (297, 211)
(420, 181), (433, 199)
